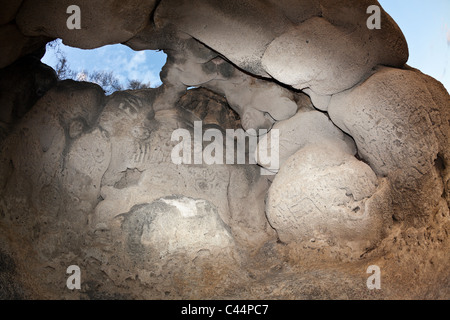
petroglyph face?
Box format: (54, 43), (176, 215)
(98, 92), (158, 175)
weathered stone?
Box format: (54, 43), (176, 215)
(256, 110), (356, 172)
(328, 67), (443, 178)
(0, 0), (448, 300)
(177, 87), (241, 130)
(0, 24), (28, 68)
(16, 0), (157, 49)
(266, 144), (386, 259)
(204, 72), (299, 133)
(328, 66), (448, 226)
(0, 55), (57, 124)
(262, 14), (407, 95)
(155, 0), (292, 77)
(0, 0), (23, 25)
(121, 196), (235, 260)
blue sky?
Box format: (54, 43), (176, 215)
(379, 0), (450, 91)
(42, 1), (450, 92)
(42, 40), (167, 89)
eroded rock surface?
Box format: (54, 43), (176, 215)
(266, 144), (388, 259)
(16, 0), (158, 49)
(0, 0), (448, 300)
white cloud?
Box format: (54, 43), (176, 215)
(76, 72), (88, 81)
(104, 51), (128, 71)
(142, 70), (163, 87)
(42, 41), (165, 90)
(129, 51), (147, 70)
(124, 51), (163, 87)
(126, 68), (161, 87)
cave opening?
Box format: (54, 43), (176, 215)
(41, 39), (167, 94)
(0, 0), (448, 301)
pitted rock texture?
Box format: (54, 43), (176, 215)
(177, 87), (241, 130)
(16, 0), (158, 49)
(266, 144), (388, 259)
(0, 0), (449, 300)
(0, 55), (57, 125)
(127, 196), (235, 256)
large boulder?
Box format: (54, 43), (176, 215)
(329, 67), (442, 177)
(262, 12), (408, 95)
(266, 144), (389, 259)
(16, 0), (157, 49)
(0, 0), (448, 300)
(0, 85), (273, 298)
(154, 0), (292, 77)
(155, 0), (407, 94)
(256, 109), (356, 172)
(0, 55), (57, 124)
(328, 67), (449, 225)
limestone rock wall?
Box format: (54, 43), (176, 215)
(0, 0), (448, 299)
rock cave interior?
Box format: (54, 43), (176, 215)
(0, 0), (449, 300)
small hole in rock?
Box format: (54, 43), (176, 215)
(42, 39), (167, 95)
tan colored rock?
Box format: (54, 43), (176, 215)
(177, 87), (241, 130)
(155, 0), (292, 77)
(16, 0), (157, 49)
(268, 0), (321, 24)
(119, 196), (236, 260)
(0, 81), (106, 212)
(0, 0), (448, 300)
(302, 88), (332, 112)
(92, 95), (272, 246)
(155, 0), (407, 95)
(328, 67), (442, 178)
(149, 36), (298, 134)
(266, 144), (386, 259)
(328, 67), (448, 226)
(1, 83), (277, 298)
(0, 23), (49, 69)
(0, 55), (57, 124)
(262, 14), (407, 95)
(257, 110), (356, 172)
(320, 0), (408, 68)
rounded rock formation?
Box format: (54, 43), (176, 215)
(0, 0), (448, 300)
